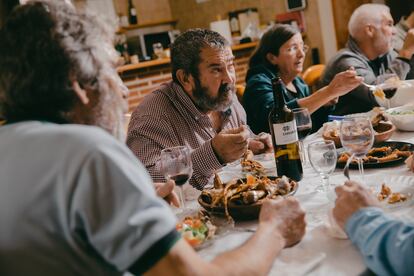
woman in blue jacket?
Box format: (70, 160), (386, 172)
(243, 24), (362, 133)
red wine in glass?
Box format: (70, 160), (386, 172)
(383, 87), (397, 99)
(297, 126), (311, 140)
(170, 173), (190, 186)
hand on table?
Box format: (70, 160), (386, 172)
(211, 126), (249, 164)
(333, 181), (380, 230)
(154, 180), (180, 207)
(248, 132), (273, 154)
(259, 197), (306, 248)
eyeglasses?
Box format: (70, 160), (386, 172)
(283, 44), (309, 55)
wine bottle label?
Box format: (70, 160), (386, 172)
(274, 144), (300, 159)
(272, 121), (298, 145)
(131, 8), (137, 16)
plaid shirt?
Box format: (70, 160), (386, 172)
(127, 81), (247, 190)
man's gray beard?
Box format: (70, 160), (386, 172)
(192, 84), (234, 113)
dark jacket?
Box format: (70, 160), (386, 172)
(243, 63), (330, 134)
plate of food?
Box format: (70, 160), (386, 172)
(336, 141), (414, 169)
(198, 174), (298, 220)
(376, 183), (411, 208)
(364, 175), (414, 210)
(176, 210), (221, 250)
(386, 105), (414, 131)
(322, 108), (395, 148)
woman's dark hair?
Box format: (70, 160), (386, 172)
(248, 24), (299, 69)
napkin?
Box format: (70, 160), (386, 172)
(325, 209), (348, 240)
(270, 248), (326, 276)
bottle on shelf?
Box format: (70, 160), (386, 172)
(229, 12), (240, 36)
(268, 74), (303, 181)
(128, 0), (138, 25)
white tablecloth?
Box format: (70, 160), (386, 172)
(182, 130), (414, 276)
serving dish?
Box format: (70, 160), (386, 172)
(199, 175), (298, 220)
(336, 141), (414, 169)
(386, 105), (414, 131)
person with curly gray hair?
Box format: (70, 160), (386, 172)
(0, 1), (306, 275)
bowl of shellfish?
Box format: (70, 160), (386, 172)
(198, 174), (298, 220)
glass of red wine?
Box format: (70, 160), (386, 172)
(292, 108), (312, 166)
(160, 146), (193, 210)
(376, 73), (399, 109)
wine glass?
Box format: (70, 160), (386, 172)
(339, 116), (374, 182)
(160, 146), (193, 210)
(292, 108), (312, 165)
(376, 73), (399, 109)
(308, 140), (337, 198)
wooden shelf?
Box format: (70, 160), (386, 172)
(117, 19), (177, 34)
(231, 41), (258, 51)
(117, 58), (170, 73)
(117, 42), (258, 73)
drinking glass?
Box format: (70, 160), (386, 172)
(308, 140), (337, 195)
(160, 146), (193, 210)
(376, 73), (399, 109)
(292, 108), (312, 165)
(152, 42), (164, 59)
(339, 116), (374, 182)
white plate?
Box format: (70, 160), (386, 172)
(363, 175), (414, 210)
(385, 105), (414, 131)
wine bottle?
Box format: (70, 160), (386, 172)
(268, 74), (303, 181)
(128, 0), (138, 25)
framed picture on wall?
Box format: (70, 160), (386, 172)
(285, 0), (306, 12)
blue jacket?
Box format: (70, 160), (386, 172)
(243, 63), (330, 134)
(347, 207), (414, 276)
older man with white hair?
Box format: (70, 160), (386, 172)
(321, 3), (414, 115)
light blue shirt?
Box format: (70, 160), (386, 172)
(346, 207), (414, 276)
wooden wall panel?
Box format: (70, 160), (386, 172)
(332, 0), (372, 50)
(113, 0), (173, 24)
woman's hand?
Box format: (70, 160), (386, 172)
(327, 68), (363, 98)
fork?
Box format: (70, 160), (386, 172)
(361, 82), (377, 91)
(343, 153), (355, 180)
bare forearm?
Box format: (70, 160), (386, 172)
(145, 225), (285, 276)
(211, 223), (285, 276)
(296, 86), (334, 114)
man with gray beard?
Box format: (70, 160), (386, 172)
(127, 29), (273, 190)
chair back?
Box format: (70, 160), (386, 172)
(302, 64), (325, 90)
(236, 84), (245, 105)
